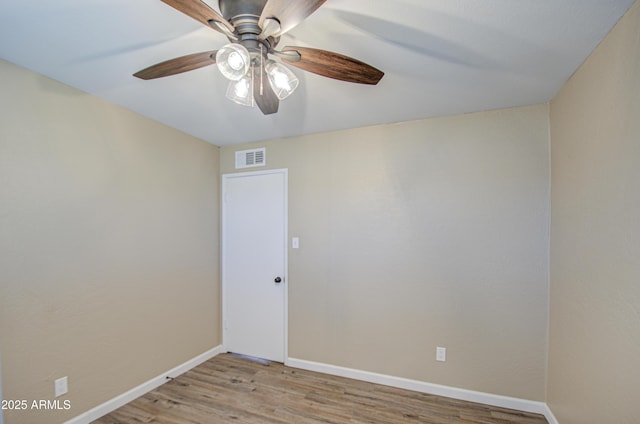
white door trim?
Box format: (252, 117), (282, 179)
(221, 168), (288, 362)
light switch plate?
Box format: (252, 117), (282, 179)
(292, 237), (299, 249)
(54, 376), (68, 397)
(436, 347), (446, 362)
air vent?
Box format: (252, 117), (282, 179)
(235, 148), (266, 169)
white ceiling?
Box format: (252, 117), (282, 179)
(0, 0), (635, 146)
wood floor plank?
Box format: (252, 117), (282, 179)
(92, 353), (548, 424)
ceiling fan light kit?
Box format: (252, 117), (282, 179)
(216, 43), (251, 80)
(226, 74), (254, 107)
(135, 0), (384, 115)
(265, 60), (299, 100)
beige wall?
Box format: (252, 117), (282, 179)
(221, 104), (550, 401)
(0, 60), (221, 424)
(547, 1), (640, 422)
(12, 1), (640, 414)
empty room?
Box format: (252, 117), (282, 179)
(1, 1), (639, 423)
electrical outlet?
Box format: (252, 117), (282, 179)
(436, 347), (446, 362)
(54, 376), (68, 397)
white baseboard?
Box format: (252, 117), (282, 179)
(543, 404), (559, 424)
(65, 345), (225, 424)
(286, 357), (555, 422)
(64, 348), (559, 424)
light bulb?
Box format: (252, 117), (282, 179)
(216, 44), (250, 81)
(226, 75), (254, 107)
(227, 51), (244, 71)
(233, 78), (249, 98)
(271, 69), (291, 91)
(265, 60), (299, 100)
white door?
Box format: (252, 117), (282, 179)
(222, 169), (287, 362)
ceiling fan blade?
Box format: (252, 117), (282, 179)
(253, 63), (279, 115)
(282, 47), (384, 85)
(161, 0), (234, 33)
(259, 0), (327, 35)
(134, 51), (217, 80)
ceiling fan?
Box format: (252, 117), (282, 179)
(134, 0), (384, 115)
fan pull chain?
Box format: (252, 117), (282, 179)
(260, 45), (264, 96)
(251, 62), (255, 107)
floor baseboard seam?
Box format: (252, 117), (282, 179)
(64, 345), (225, 424)
(286, 357), (558, 424)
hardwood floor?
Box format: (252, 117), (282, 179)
(93, 353), (548, 424)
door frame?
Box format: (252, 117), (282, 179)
(221, 168), (288, 362)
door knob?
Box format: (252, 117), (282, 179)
(274, 277), (282, 283)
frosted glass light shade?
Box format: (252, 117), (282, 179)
(265, 60), (299, 100)
(216, 43), (250, 81)
(225, 75), (254, 107)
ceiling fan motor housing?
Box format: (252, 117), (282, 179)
(219, 0), (275, 58)
(219, 0), (266, 21)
